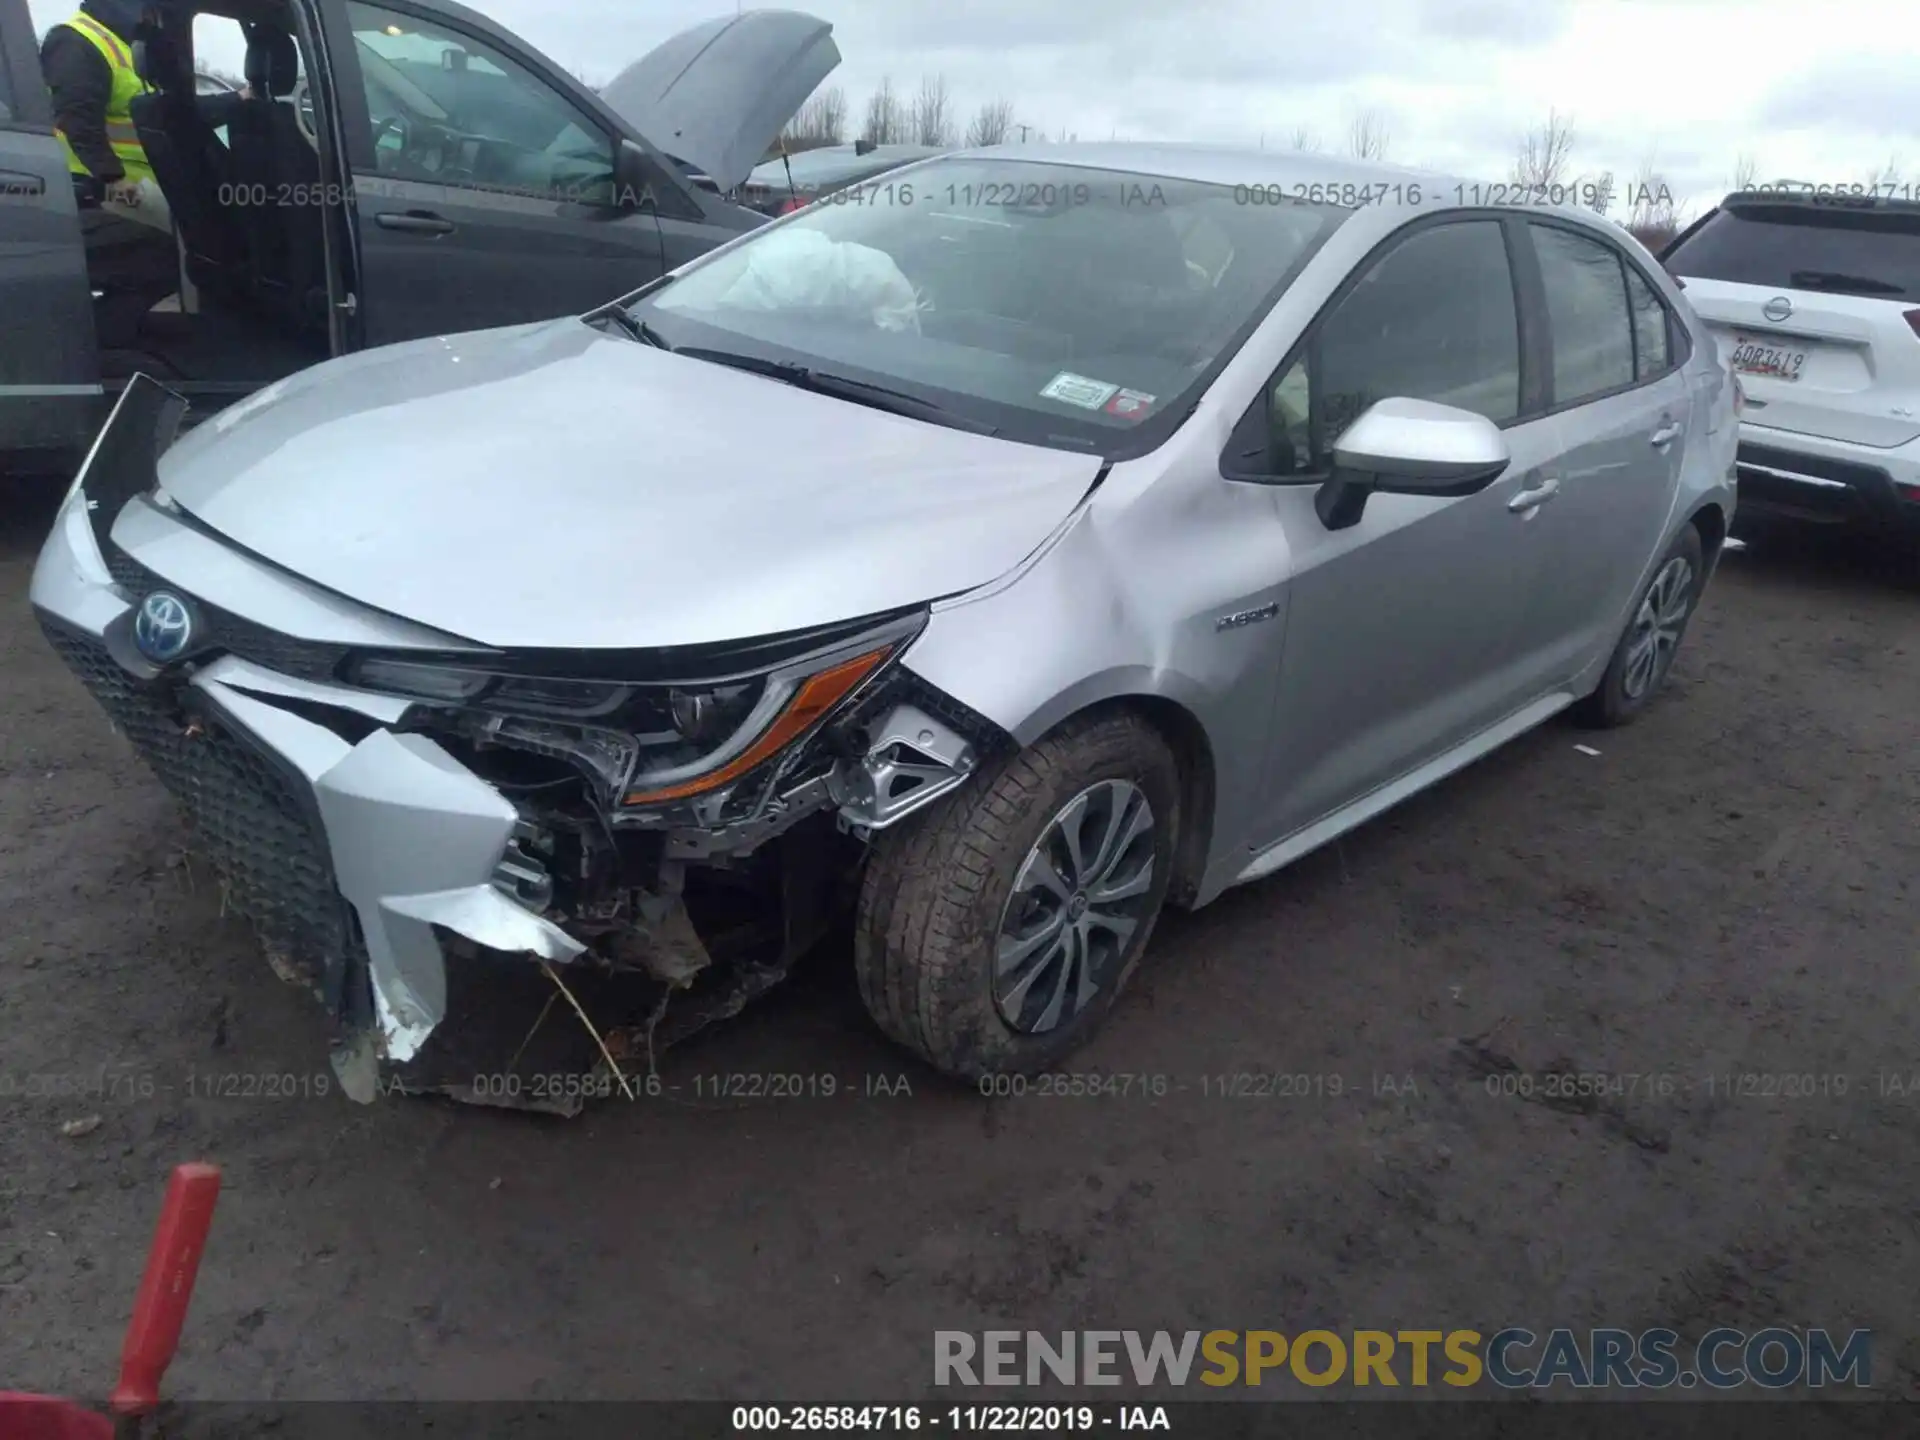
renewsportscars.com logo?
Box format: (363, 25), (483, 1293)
(934, 1328), (1873, 1390)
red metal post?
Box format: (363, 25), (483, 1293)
(108, 1163), (222, 1419)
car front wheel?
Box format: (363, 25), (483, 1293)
(854, 710), (1180, 1080)
(1573, 523), (1705, 728)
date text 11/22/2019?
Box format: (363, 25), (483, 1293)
(731, 1405), (1170, 1431)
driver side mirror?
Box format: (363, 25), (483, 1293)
(1315, 397), (1511, 531)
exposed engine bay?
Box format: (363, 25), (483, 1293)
(370, 652), (1003, 1113)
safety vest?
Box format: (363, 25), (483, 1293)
(55, 11), (154, 185)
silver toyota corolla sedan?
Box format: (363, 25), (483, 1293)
(31, 144), (1738, 1104)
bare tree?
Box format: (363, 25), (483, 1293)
(1626, 158), (1679, 250)
(909, 74), (956, 147)
(861, 77), (907, 145)
(1346, 109), (1390, 161)
(1510, 108), (1576, 192)
(1288, 125), (1321, 152)
(964, 98), (1016, 148)
(1861, 156), (1905, 194)
(784, 86), (847, 149)
(1729, 152), (1760, 192)
(1562, 169), (1615, 215)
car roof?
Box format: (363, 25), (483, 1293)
(913, 142), (1651, 249)
(934, 141), (1464, 196)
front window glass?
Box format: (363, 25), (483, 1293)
(632, 158), (1349, 454)
(345, 1), (612, 205)
(1317, 219), (1521, 433)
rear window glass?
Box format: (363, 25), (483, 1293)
(1664, 204), (1920, 301)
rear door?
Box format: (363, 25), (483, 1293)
(1663, 195), (1920, 450)
(1507, 218), (1691, 681)
(323, 0), (716, 348)
(0, 0), (103, 459)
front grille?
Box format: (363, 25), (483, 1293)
(42, 621), (361, 997)
(105, 546), (354, 684)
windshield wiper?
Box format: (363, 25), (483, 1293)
(593, 309), (673, 349)
(1787, 269), (1906, 297)
(674, 347), (1000, 435)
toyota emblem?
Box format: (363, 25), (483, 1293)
(133, 591), (196, 664)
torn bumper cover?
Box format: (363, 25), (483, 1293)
(30, 381), (998, 1107)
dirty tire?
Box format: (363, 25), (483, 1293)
(854, 709), (1180, 1081)
(1573, 522), (1706, 729)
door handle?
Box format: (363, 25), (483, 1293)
(1650, 421), (1683, 447)
(375, 210), (454, 235)
(1508, 477), (1560, 513)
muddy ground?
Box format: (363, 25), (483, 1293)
(1, 479), (1916, 1405)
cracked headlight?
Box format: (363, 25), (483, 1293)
(344, 627), (910, 810)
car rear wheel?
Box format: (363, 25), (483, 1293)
(1573, 523), (1705, 728)
(854, 710), (1179, 1080)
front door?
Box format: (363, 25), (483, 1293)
(0, 0), (103, 459)
(325, 0), (712, 348)
(1237, 216), (1563, 847)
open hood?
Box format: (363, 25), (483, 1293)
(600, 9), (840, 196)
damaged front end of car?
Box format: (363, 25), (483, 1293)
(32, 379), (1004, 1113)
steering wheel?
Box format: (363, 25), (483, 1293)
(370, 111), (413, 164)
(288, 77), (318, 151)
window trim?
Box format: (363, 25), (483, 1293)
(335, 0), (623, 209)
(1218, 208), (1535, 486)
(1518, 216), (1687, 418)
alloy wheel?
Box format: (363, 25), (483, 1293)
(1622, 555), (1695, 700)
(993, 779), (1158, 1034)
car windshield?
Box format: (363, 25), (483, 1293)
(627, 158), (1349, 454)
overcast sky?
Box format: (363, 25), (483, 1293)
(28, 0), (1916, 217)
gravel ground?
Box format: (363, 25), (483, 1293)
(1, 480), (1916, 1405)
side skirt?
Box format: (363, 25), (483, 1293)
(1233, 690), (1576, 890)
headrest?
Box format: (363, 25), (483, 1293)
(243, 24), (299, 98)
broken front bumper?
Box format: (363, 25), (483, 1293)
(29, 381), (988, 1101)
(30, 383), (595, 1096)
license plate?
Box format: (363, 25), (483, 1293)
(1728, 334), (1808, 382)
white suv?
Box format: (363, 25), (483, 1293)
(1663, 189), (1920, 537)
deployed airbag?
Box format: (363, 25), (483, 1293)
(718, 228), (922, 333)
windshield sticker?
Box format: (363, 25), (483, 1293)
(1104, 389), (1157, 420)
(1040, 372), (1120, 410)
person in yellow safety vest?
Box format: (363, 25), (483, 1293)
(40, 0), (178, 344)
(42, 0), (160, 206)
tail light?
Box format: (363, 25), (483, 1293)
(1904, 308), (1920, 340)
(778, 196), (808, 215)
